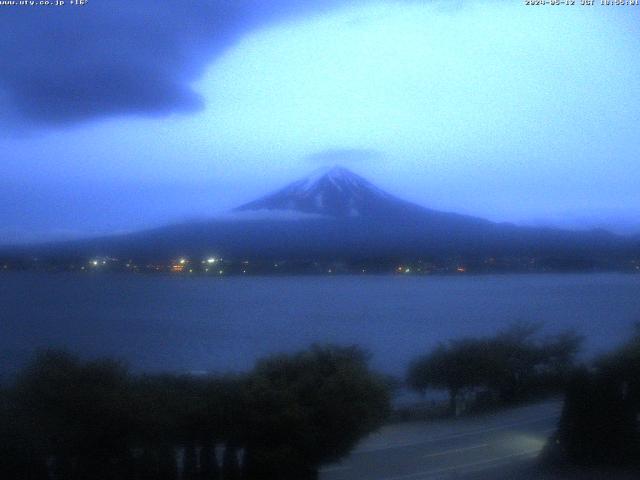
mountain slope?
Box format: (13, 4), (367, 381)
(3, 166), (636, 266)
(236, 166), (410, 218)
(234, 165), (492, 227)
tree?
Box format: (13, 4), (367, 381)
(549, 369), (639, 467)
(242, 345), (390, 480)
(130, 373), (205, 480)
(407, 339), (490, 414)
(4, 345), (391, 480)
(407, 323), (583, 412)
(598, 323), (640, 410)
(483, 322), (546, 402)
(0, 384), (49, 480)
(484, 323), (583, 402)
(12, 349), (136, 480)
(540, 326), (639, 468)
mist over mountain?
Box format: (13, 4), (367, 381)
(2, 167), (638, 270)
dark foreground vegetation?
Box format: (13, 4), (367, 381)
(407, 322), (640, 472)
(406, 322), (583, 415)
(2, 324), (639, 479)
(0, 345), (390, 480)
(542, 326), (640, 471)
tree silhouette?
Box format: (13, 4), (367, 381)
(555, 370), (638, 466)
(407, 339), (489, 414)
(12, 350), (135, 480)
(542, 326), (640, 469)
(243, 345), (390, 479)
(2, 345), (390, 479)
(407, 323), (583, 413)
(0, 384), (48, 479)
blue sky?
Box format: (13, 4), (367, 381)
(1, 0), (639, 243)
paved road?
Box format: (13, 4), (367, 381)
(320, 400), (562, 480)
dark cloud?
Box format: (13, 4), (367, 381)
(306, 148), (383, 164)
(0, 0), (353, 128)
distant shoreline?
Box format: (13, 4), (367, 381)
(2, 268), (640, 277)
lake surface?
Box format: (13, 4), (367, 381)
(1, 272), (639, 378)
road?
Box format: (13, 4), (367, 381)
(320, 400), (562, 480)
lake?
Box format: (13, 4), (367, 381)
(1, 272), (639, 379)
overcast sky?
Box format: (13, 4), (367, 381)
(1, 0), (639, 244)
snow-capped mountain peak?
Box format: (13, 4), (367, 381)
(298, 165), (365, 191)
(235, 165), (402, 218)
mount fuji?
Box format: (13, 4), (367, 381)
(8, 166), (636, 267)
(232, 165), (489, 226)
(235, 166), (412, 219)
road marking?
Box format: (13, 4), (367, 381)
(422, 443), (489, 459)
(355, 413), (559, 454)
(379, 448), (542, 480)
